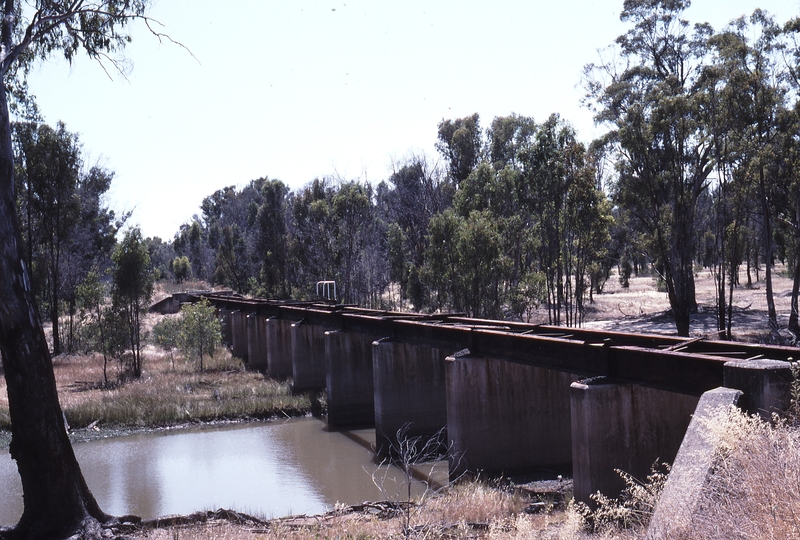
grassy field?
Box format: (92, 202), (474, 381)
(0, 340), (314, 441)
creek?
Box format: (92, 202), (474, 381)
(0, 417), (446, 526)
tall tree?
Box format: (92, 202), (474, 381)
(0, 2), (155, 538)
(332, 180), (371, 304)
(288, 178), (337, 297)
(13, 121), (81, 355)
(256, 178), (289, 298)
(380, 154), (450, 309)
(436, 113), (482, 186)
(112, 227), (153, 379)
(781, 17), (800, 337)
(585, 0), (714, 335)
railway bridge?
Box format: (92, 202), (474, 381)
(151, 291), (798, 511)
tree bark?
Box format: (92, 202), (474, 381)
(789, 259), (800, 337)
(0, 77), (110, 540)
(759, 166), (778, 333)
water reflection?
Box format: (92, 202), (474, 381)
(0, 417), (447, 527)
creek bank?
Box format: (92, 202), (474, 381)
(121, 478), (573, 540)
(0, 409), (320, 451)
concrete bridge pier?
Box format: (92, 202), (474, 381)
(246, 313), (268, 371)
(230, 310), (249, 363)
(372, 338), (449, 458)
(325, 330), (382, 427)
(291, 319), (327, 390)
(723, 358), (794, 420)
(266, 316), (293, 380)
(446, 350), (575, 479)
(570, 377), (699, 506)
(219, 308), (233, 348)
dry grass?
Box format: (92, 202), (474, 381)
(0, 340), (311, 433)
(670, 407), (800, 539)
(126, 480), (577, 540)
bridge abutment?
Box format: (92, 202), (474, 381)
(570, 377), (698, 506)
(325, 330), (380, 427)
(445, 350), (574, 478)
(372, 338), (448, 458)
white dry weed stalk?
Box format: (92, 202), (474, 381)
(559, 500), (591, 539)
(568, 461), (670, 536)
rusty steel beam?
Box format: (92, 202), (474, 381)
(165, 294), (799, 396)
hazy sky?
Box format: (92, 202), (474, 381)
(23, 0), (797, 240)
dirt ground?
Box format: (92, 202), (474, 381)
(578, 265), (797, 343)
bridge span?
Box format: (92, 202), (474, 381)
(151, 292), (798, 506)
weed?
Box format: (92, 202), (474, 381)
(680, 406), (800, 539)
(569, 462), (669, 536)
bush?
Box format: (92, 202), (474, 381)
(178, 299), (221, 372)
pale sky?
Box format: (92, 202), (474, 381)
(23, 0), (797, 240)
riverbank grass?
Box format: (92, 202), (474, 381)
(0, 345), (312, 435)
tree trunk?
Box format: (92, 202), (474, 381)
(0, 80), (113, 540)
(789, 258), (800, 337)
(759, 166), (778, 332)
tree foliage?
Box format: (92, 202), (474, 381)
(111, 226), (153, 378)
(177, 298), (221, 372)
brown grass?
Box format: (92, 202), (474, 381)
(0, 339), (311, 434)
(126, 480), (575, 540)
(671, 407), (800, 539)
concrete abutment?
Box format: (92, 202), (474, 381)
(291, 320), (327, 390)
(246, 313), (268, 371)
(230, 310), (249, 363)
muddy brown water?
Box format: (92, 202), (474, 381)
(0, 417), (446, 526)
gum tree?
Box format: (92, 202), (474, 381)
(584, 0), (714, 336)
(0, 1), (156, 538)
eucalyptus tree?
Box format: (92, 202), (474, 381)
(701, 11), (788, 337)
(195, 178), (268, 291)
(381, 154), (451, 309)
(773, 107), (800, 337)
(332, 180), (372, 305)
(782, 18), (800, 336)
(256, 178), (289, 298)
(13, 121), (81, 355)
(0, 2), (160, 538)
(436, 113), (482, 186)
(288, 178), (337, 297)
(521, 115), (610, 326)
(585, 0), (715, 336)
(112, 226), (153, 379)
